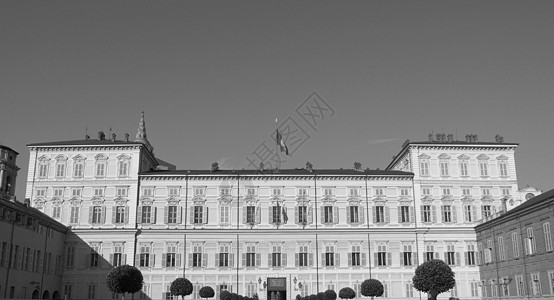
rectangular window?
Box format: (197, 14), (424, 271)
(118, 161), (129, 177)
(325, 245), (335, 266)
(220, 188), (230, 196)
(88, 284), (96, 300)
(446, 244), (455, 265)
(400, 206), (410, 223)
(35, 188), (47, 198)
(402, 244), (413, 266)
(516, 275), (524, 296)
(499, 161), (508, 176)
(272, 188), (282, 196)
(56, 162), (65, 177)
(548, 272), (554, 295)
(93, 188), (104, 197)
(168, 187), (179, 197)
(512, 231), (520, 258)
(194, 188), (204, 196)
(115, 206), (126, 224)
(245, 245), (256, 267)
(348, 188), (358, 196)
(142, 188), (154, 197)
(113, 243), (124, 267)
(139, 243), (151, 267)
(70, 207), (79, 224)
(141, 206), (152, 224)
(425, 244), (435, 261)
(463, 205), (472, 222)
(298, 245), (309, 267)
(351, 245), (361, 266)
(377, 245), (387, 266)
(193, 244), (203, 267)
(459, 161), (469, 176)
(116, 187), (128, 197)
(375, 188), (384, 196)
(246, 188), (256, 196)
(405, 283), (414, 298)
(52, 206), (61, 219)
(54, 188), (64, 197)
(466, 244), (476, 265)
(165, 243), (177, 267)
(422, 205), (431, 223)
(462, 188), (471, 196)
(95, 162), (106, 177)
(479, 161), (488, 176)
(442, 205), (452, 223)
(167, 206), (178, 224)
(90, 244), (100, 268)
(65, 245), (74, 267)
(422, 187), (431, 195)
(498, 236), (506, 260)
(323, 188), (334, 196)
(298, 205), (307, 224)
(299, 188), (308, 196)
(442, 188), (451, 196)
(440, 161), (449, 176)
(324, 206), (333, 223)
(530, 273), (541, 296)
(39, 163), (49, 178)
(544, 222), (553, 252)
(220, 205), (230, 224)
(375, 206), (385, 223)
(73, 162), (84, 178)
(526, 227), (536, 255)
(271, 244), (282, 267)
(400, 188), (410, 197)
(420, 161), (429, 176)
(349, 206), (359, 223)
(272, 205), (282, 224)
(71, 188), (81, 197)
(219, 244), (230, 267)
(482, 205), (492, 218)
(482, 188), (491, 196)
(193, 206), (204, 224)
(91, 206), (103, 223)
(471, 282), (479, 297)
(246, 206), (256, 224)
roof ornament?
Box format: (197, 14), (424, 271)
(134, 110), (154, 152)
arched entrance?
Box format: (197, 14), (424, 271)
(52, 291), (61, 299)
(42, 290), (50, 299)
(32, 290), (40, 299)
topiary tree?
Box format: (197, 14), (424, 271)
(361, 279), (384, 300)
(199, 286), (215, 299)
(106, 265), (143, 300)
(338, 287), (355, 300)
(296, 294), (302, 300)
(170, 278), (194, 300)
(220, 290), (232, 300)
(324, 290), (337, 300)
(412, 259), (456, 300)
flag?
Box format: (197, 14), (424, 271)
(275, 129), (289, 156)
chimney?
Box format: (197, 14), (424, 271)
(473, 134), (478, 142)
(111, 133), (116, 142)
(447, 134), (454, 142)
(124, 133), (129, 142)
(495, 134), (504, 143)
(428, 133), (434, 142)
(85, 134), (90, 140)
(306, 161), (313, 172)
(465, 134), (471, 142)
(98, 131), (105, 140)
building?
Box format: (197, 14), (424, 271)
(0, 145), (67, 299)
(23, 115), (530, 300)
(475, 189), (554, 299)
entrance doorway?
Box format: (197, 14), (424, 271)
(267, 278), (287, 300)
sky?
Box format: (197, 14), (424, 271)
(1, 0), (553, 200)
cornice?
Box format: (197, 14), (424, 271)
(140, 174), (413, 182)
(29, 145), (142, 152)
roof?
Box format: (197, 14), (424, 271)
(476, 189), (554, 229)
(141, 168), (414, 177)
(0, 144), (19, 155)
(27, 139), (145, 147)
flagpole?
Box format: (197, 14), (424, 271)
(275, 118), (279, 170)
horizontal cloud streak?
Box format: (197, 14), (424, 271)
(368, 138), (401, 145)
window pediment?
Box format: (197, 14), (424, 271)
(418, 153), (430, 159)
(438, 153), (451, 159)
(73, 154), (86, 161)
(94, 153), (108, 160)
(117, 154), (131, 160)
(457, 154), (470, 160)
(496, 154), (508, 161)
(477, 154), (489, 160)
(38, 155), (50, 162)
(91, 197), (105, 206)
(55, 155), (68, 161)
(373, 196), (386, 202)
(114, 197), (128, 206)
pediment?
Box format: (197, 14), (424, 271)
(477, 154), (489, 160)
(496, 154), (508, 161)
(438, 153), (451, 159)
(418, 153), (431, 159)
(457, 154), (470, 160)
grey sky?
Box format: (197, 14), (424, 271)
(1, 0), (553, 200)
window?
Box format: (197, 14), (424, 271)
(73, 160), (84, 178)
(245, 206), (256, 224)
(118, 159), (129, 177)
(399, 206), (411, 223)
(526, 227), (536, 255)
(38, 161), (49, 178)
(194, 187), (205, 196)
(194, 206), (204, 224)
(114, 206), (126, 224)
(298, 188), (308, 196)
(516, 275), (524, 296)
(498, 160), (508, 176)
(297, 205), (307, 224)
(442, 188), (451, 196)
(141, 206), (153, 224)
(482, 205), (492, 218)
(422, 187), (431, 195)
(139, 243), (151, 267)
(405, 282), (414, 298)
(90, 243), (100, 267)
(168, 187), (180, 197)
(271, 244), (282, 267)
(220, 205), (230, 224)
(350, 245), (361, 266)
(91, 206), (103, 224)
(512, 231), (520, 258)
(482, 188), (491, 196)
(167, 206), (178, 224)
(348, 188), (358, 197)
(466, 244), (476, 265)
(400, 188), (410, 197)
(422, 205), (432, 223)
(192, 244), (203, 267)
(349, 205), (359, 223)
(116, 187), (128, 197)
(245, 244), (256, 267)
(548, 271), (554, 295)
(165, 243), (177, 267)
(498, 236), (506, 260)
(246, 283), (256, 298)
(375, 188), (384, 196)
(88, 284), (96, 300)
(479, 161), (488, 176)
(70, 207), (79, 224)
(323, 188), (334, 196)
(272, 188), (282, 196)
(463, 205), (473, 222)
(325, 245), (335, 266)
(95, 159), (106, 177)
(52, 206), (61, 219)
(55, 160), (66, 178)
(425, 244), (435, 261)
(376, 244), (388, 266)
(459, 161), (469, 176)
(544, 222), (553, 252)
(54, 188), (64, 197)
(462, 188), (471, 196)
(246, 187), (257, 196)
(471, 281), (479, 297)
(298, 244), (309, 267)
(442, 205), (452, 223)
(402, 244), (413, 266)
(218, 243), (231, 267)
(272, 205), (282, 224)
(440, 161), (449, 176)
(323, 205), (334, 223)
(420, 161), (429, 176)
(530, 273), (541, 296)
(113, 243), (124, 267)
(445, 244), (456, 265)
(35, 188), (47, 198)
(220, 188), (231, 196)
(64, 285), (72, 300)
(142, 187), (154, 197)
(93, 188), (104, 197)
(374, 205), (386, 223)
(71, 188), (81, 197)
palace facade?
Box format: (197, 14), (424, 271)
(23, 114), (526, 300)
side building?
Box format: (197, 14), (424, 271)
(475, 189), (554, 299)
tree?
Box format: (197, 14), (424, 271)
(199, 286), (215, 299)
(338, 287), (355, 300)
(412, 259), (456, 300)
(170, 278), (194, 300)
(105, 265), (143, 300)
(324, 290), (337, 300)
(220, 290), (232, 300)
(354, 162), (362, 170)
(361, 279), (384, 300)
